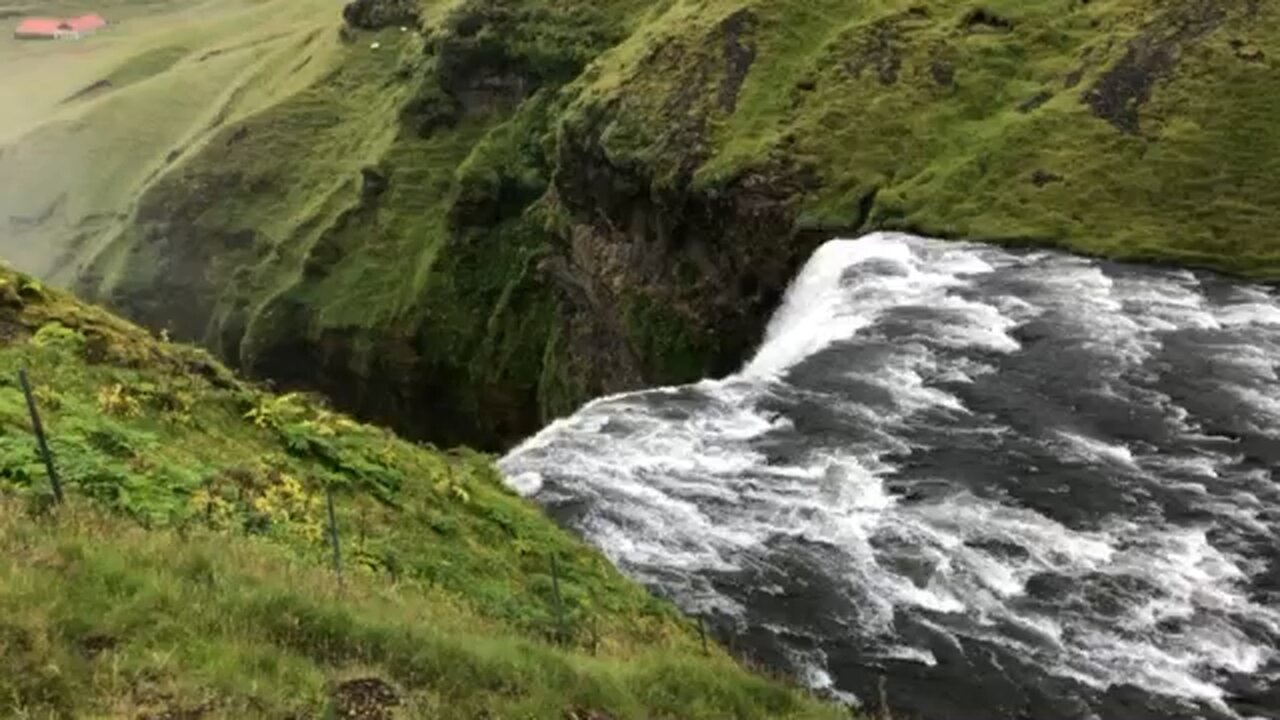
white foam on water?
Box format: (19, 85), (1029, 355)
(1142, 453), (1223, 480)
(881, 645), (939, 666)
(793, 649), (862, 707)
(1012, 261), (1154, 367)
(507, 470), (544, 495)
(501, 233), (1280, 716)
(1055, 431), (1140, 469)
(1219, 301), (1280, 326)
(1113, 274), (1220, 333)
(743, 233), (1000, 378)
(844, 347), (970, 418)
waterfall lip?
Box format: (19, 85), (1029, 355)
(499, 232), (1280, 720)
(741, 232), (1006, 379)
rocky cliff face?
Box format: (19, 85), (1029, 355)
(70, 0), (1280, 448)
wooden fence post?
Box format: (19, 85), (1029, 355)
(325, 485), (344, 589)
(550, 553), (566, 644)
(18, 368), (62, 505)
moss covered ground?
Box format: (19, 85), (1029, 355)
(0, 266), (844, 719)
(566, 0), (1280, 271)
(4, 0), (1277, 445)
(1, 1), (1271, 712)
(59, 0), (674, 448)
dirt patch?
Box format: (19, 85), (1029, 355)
(360, 166), (389, 199)
(1230, 38), (1266, 62)
(718, 9), (757, 112)
(1030, 169), (1064, 187)
(78, 632), (119, 659)
(846, 18), (902, 85)
(962, 8), (1013, 32)
(0, 318), (32, 346)
(930, 60), (955, 87)
(1083, 0), (1229, 133)
(332, 677), (399, 720)
(0, 623), (33, 653)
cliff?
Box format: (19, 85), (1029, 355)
(5, 0), (1276, 447)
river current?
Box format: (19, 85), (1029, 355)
(500, 233), (1280, 720)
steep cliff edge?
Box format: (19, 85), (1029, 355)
(45, 0), (1280, 447)
(0, 264), (842, 719)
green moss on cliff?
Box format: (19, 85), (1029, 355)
(622, 290), (720, 385)
(0, 267), (842, 719)
(69, 0), (671, 449)
(574, 0), (1280, 271)
(29, 0), (1280, 449)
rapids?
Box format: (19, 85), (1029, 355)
(500, 233), (1280, 720)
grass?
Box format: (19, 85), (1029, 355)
(0, 0), (347, 279)
(0, 265), (845, 719)
(569, 0), (1280, 272)
(64, 0), (666, 449)
(0, 502), (846, 719)
(521, 0), (1280, 395)
(0, 266), (672, 646)
(7, 0), (1279, 448)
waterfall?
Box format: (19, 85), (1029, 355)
(501, 233), (1280, 720)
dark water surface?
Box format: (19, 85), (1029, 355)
(500, 234), (1280, 720)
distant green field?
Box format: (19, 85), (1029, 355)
(0, 0), (347, 278)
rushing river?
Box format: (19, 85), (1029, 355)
(499, 233), (1280, 720)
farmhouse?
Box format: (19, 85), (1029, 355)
(65, 13), (107, 33)
(13, 13), (108, 40)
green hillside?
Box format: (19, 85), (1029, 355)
(5, 0), (1277, 448)
(0, 0), (346, 277)
(1, 0), (1273, 715)
(0, 266), (843, 718)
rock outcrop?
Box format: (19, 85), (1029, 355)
(67, 0), (1280, 448)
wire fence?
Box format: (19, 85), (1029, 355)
(12, 368), (754, 666)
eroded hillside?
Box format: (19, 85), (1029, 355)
(5, 0), (1277, 447)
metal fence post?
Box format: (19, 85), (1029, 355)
(325, 485), (344, 589)
(550, 553), (566, 643)
(18, 368), (62, 504)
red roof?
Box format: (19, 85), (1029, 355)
(13, 14), (107, 37)
(14, 17), (65, 36)
(65, 14), (106, 31)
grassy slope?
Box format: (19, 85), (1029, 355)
(519, 0), (1280, 397)
(5, 0), (1277, 448)
(0, 0), (344, 278)
(576, 0), (1280, 272)
(0, 267), (842, 719)
(70, 0), (669, 449)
